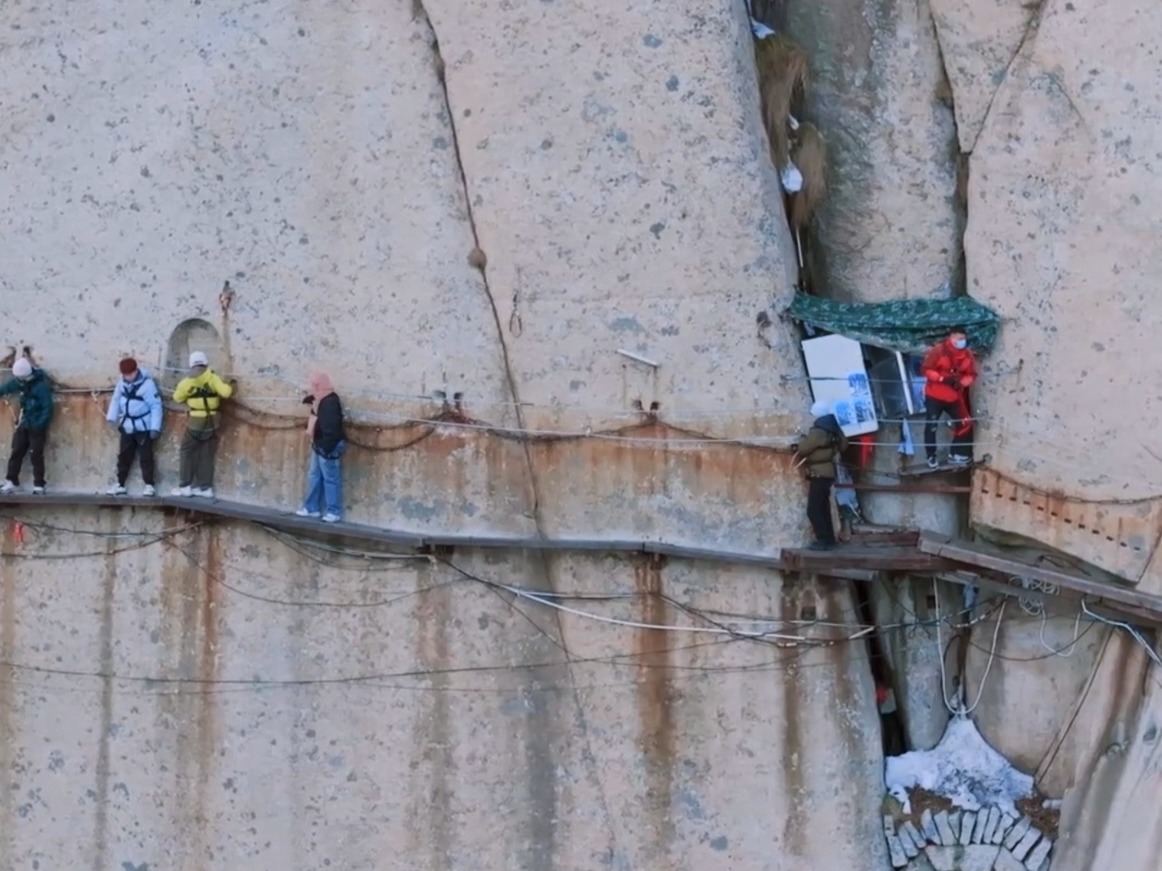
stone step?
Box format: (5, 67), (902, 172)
(901, 820), (926, 854)
(972, 808), (990, 843)
(1003, 816), (1033, 851)
(1025, 837), (1053, 870)
(1011, 827), (1043, 863)
(992, 813), (1015, 845)
(934, 810), (956, 846)
(981, 807), (1000, 844)
(920, 808), (940, 844)
(960, 811), (977, 845)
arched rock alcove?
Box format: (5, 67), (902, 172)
(164, 319), (225, 391)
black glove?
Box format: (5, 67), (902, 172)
(943, 375), (958, 386)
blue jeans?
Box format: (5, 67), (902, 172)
(302, 445), (344, 517)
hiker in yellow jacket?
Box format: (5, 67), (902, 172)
(172, 351), (234, 498)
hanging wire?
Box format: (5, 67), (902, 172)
(935, 580), (1007, 716)
(1080, 601), (1162, 670)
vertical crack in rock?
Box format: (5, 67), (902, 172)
(413, 0), (543, 526)
(932, 33), (968, 297)
(953, 1), (1048, 154)
(411, 7), (627, 868)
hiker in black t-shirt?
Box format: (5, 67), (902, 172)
(295, 372), (348, 523)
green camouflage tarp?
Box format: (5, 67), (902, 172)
(786, 293), (1000, 354)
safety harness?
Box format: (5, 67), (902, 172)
(190, 384), (218, 414)
(118, 378), (153, 431)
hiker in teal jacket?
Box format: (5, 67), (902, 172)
(0, 357), (55, 493)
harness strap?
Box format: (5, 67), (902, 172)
(119, 380), (154, 426)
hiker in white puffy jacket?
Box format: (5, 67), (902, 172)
(105, 357), (163, 496)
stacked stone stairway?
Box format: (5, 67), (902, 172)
(883, 806), (1054, 871)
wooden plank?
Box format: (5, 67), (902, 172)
(919, 533), (1162, 617)
(782, 545), (958, 573)
(847, 531), (920, 547)
(851, 522), (910, 534)
(164, 498), (430, 549)
(835, 483), (973, 494)
(0, 491), (159, 509)
(821, 568), (879, 582)
(0, 491), (790, 572)
(934, 571), (1162, 628)
(898, 460), (985, 479)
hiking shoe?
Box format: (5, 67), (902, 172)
(321, 513), (341, 523)
(107, 484), (128, 496)
(295, 508), (321, 518)
(0, 480), (16, 494)
(31, 486), (44, 495)
(192, 487), (214, 499)
(142, 484), (156, 497)
(948, 454), (972, 466)
(927, 457), (940, 469)
(807, 540), (836, 551)
(172, 486), (193, 497)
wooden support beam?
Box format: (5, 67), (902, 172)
(847, 530), (920, 547)
(782, 545), (958, 574)
(818, 568), (880, 583)
(835, 483), (973, 494)
(0, 491), (154, 509)
(920, 532), (1162, 623)
(934, 571), (1162, 628)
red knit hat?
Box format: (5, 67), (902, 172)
(119, 357), (138, 375)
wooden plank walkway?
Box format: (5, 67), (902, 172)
(781, 544), (958, 574)
(7, 494), (1158, 625)
(0, 490), (798, 572)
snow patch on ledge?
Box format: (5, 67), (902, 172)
(884, 714), (1034, 818)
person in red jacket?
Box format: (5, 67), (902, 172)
(921, 327), (978, 468)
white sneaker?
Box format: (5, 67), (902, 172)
(927, 457), (940, 469)
(172, 486), (193, 497)
(31, 486), (44, 495)
(295, 508), (321, 518)
(321, 513), (341, 523)
(107, 484), (128, 496)
(192, 487), (214, 499)
(948, 454), (972, 466)
(142, 484), (156, 497)
(0, 480), (16, 494)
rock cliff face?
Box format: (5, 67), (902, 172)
(781, 0), (1162, 867)
(0, 2), (888, 870)
(2, 0), (806, 434)
(958, 0), (1162, 593)
(783, 0), (962, 303)
(3, 0), (1162, 869)
(0, 515), (887, 871)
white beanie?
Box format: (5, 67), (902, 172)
(188, 350), (209, 368)
(810, 399), (831, 418)
(12, 358), (32, 379)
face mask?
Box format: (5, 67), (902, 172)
(952, 339), (967, 350)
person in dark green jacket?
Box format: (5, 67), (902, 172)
(0, 357), (55, 493)
(792, 400), (848, 550)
